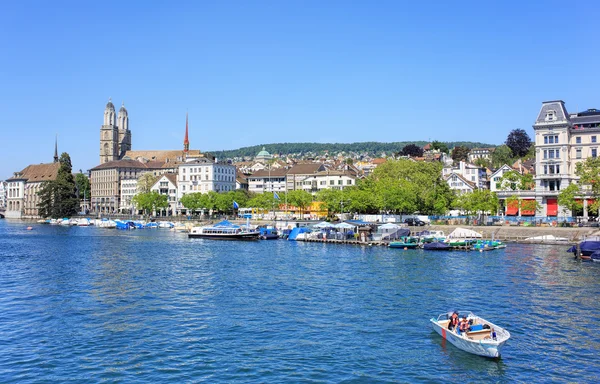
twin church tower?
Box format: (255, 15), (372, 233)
(99, 98), (132, 164)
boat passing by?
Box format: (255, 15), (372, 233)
(430, 311), (510, 358)
(188, 220), (260, 240)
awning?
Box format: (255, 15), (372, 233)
(547, 198), (558, 216)
(506, 200), (519, 215)
(521, 199), (536, 216)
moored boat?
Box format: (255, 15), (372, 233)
(423, 241), (451, 251)
(472, 240), (506, 251)
(389, 236), (420, 249)
(430, 311), (510, 358)
(188, 220), (260, 240)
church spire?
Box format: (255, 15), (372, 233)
(183, 112), (189, 154)
(54, 134), (59, 163)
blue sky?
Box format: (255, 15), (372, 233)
(1, 0), (599, 179)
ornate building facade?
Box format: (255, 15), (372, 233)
(100, 98), (132, 164)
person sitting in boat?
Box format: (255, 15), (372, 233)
(459, 316), (470, 333)
(447, 312), (459, 330)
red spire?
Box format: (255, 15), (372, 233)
(183, 112), (189, 153)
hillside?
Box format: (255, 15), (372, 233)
(209, 141), (496, 159)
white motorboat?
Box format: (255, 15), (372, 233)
(188, 220), (259, 240)
(430, 311), (510, 358)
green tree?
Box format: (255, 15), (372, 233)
(316, 188), (343, 215)
(37, 153), (79, 218)
(247, 192), (278, 211)
(558, 183), (583, 218)
(451, 146), (470, 163)
(474, 158), (491, 169)
(180, 192), (204, 215)
(367, 159), (454, 215)
(498, 170), (534, 191)
(490, 145), (514, 169)
(431, 141), (449, 154)
(75, 172), (90, 201)
(137, 173), (158, 193)
(286, 190), (313, 218)
(454, 190), (499, 217)
(132, 191), (168, 216)
(575, 157), (600, 213)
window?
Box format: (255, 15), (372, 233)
(554, 135), (559, 144)
(544, 136), (548, 144)
(347, 180), (352, 185)
(576, 137), (581, 144)
(543, 165), (547, 174)
(543, 150), (547, 159)
(338, 180), (342, 185)
(576, 149), (582, 159)
(593, 136), (597, 143)
(330, 180), (334, 185)
(549, 150), (554, 159)
(593, 148), (598, 158)
(548, 136), (554, 144)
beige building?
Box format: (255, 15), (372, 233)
(5, 163), (60, 218)
(90, 159), (175, 214)
(299, 170), (357, 194)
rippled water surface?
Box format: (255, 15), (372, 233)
(0, 220), (599, 383)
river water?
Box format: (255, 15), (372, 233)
(0, 220), (598, 383)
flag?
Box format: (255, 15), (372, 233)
(273, 192), (280, 200)
(233, 201), (239, 209)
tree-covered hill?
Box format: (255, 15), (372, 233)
(209, 141), (496, 159)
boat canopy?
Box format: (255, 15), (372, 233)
(448, 227), (482, 239)
(313, 221), (335, 228)
(212, 220), (240, 228)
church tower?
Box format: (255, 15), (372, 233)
(117, 102), (132, 158)
(184, 112), (190, 156)
(100, 98), (118, 164)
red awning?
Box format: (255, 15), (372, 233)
(547, 198), (558, 216)
(506, 200), (519, 216)
(521, 199), (536, 216)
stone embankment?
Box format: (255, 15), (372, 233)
(423, 225), (597, 244)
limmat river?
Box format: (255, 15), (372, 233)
(0, 220), (598, 383)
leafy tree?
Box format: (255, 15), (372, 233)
(498, 170), (534, 191)
(132, 191), (168, 216)
(431, 141), (449, 154)
(451, 146), (470, 163)
(247, 192), (278, 211)
(558, 183), (584, 218)
(37, 153), (79, 218)
(367, 159), (454, 215)
(474, 158), (491, 169)
(180, 193), (204, 214)
(316, 189), (343, 215)
(137, 173), (158, 193)
(454, 190), (499, 217)
(400, 144), (424, 157)
(490, 145), (514, 168)
(75, 172), (90, 201)
(505, 129), (532, 157)
(287, 190), (313, 219)
(575, 157), (600, 213)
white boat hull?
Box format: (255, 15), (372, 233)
(430, 313), (509, 358)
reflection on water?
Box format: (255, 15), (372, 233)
(0, 220), (598, 382)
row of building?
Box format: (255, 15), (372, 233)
(2, 99), (600, 219)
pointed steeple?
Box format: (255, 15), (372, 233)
(54, 135), (59, 163)
(183, 112), (190, 153)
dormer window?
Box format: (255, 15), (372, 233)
(545, 110), (556, 121)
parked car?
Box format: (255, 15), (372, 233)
(404, 218), (427, 226)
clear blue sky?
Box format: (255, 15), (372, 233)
(1, 0), (599, 179)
